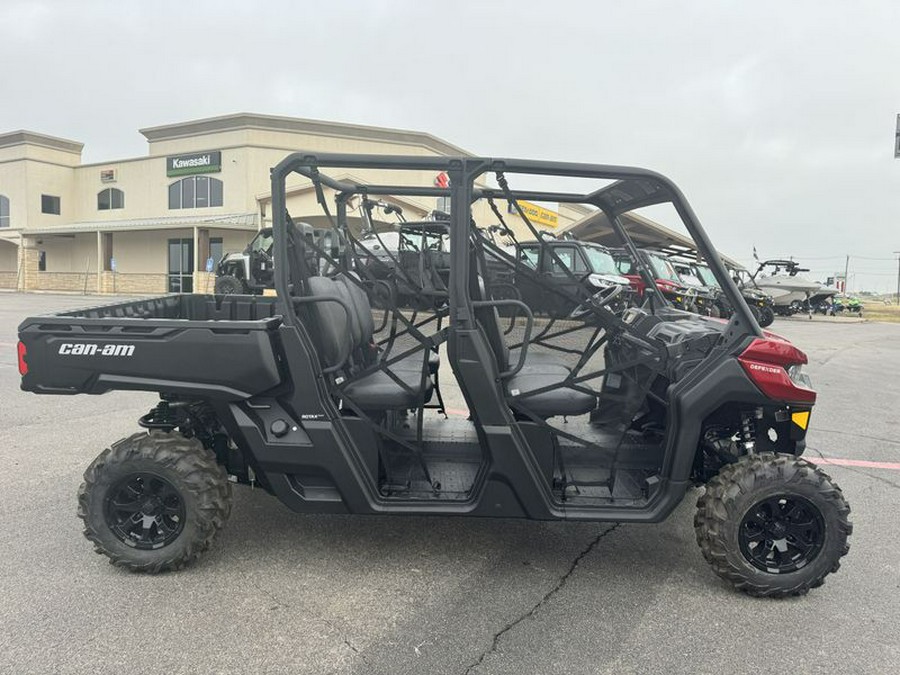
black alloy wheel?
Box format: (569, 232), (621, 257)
(695, 452), (851, 597)
(104, 472), (186, 550)
(738, 494), (824, 573)
(79, 431), (232, 572)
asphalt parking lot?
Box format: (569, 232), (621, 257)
(1, 293), (898, 675)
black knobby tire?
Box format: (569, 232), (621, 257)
(695, 452), (851, 598)
(77, 431), (232, 573)
(758, 305), (775, 328)
(214, 274), (245, 295)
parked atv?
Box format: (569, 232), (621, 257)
(727, 268), (777, 327)
(822, 297), (863, 316)
(843, 297), (863, 315)
(612, 248), (708, 313)
(18, 151), (851, 598)
(703, 263), (775, 327)
(356, 221), (452, 310)
(214, 227), (275, 294)
(669, 259), (725, 317)
(509, 238), (631, 317)
(215, 223), (342, 294)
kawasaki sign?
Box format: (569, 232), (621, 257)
(166, 151), (222, 177)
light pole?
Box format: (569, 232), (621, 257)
(895, 112), (900, 304)
(894, 251), (900, 306)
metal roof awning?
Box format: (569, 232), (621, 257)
(559, 209), (744, 269)
(24, 213), (260, 236)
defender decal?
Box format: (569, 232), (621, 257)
(58, 343), (135, 357)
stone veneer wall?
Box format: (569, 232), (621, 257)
(99, 272), (168, 294)
(31, 272), (99, 293)
(0, 271), (18, 288)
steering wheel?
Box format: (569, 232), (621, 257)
(568, 284), (624, 320)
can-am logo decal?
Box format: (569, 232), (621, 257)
(58, 343), (135, 357)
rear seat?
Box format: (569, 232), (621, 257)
(303, 276), (433, 412)
(335, 273), (440, 375)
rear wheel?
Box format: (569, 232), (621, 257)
(695, 452), (851, 597)
(78, 431), (232, 573)
(214, 274), (245, 295)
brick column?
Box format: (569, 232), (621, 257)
(194, 271), (214, 294)
(18, 237), (40, 291)
(99, 271), (116, 294)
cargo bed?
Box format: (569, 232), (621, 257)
(18, 294), (285, 399)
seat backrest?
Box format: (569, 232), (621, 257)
(337, 273), (375, 347)
(472, 274), (510, 370)
(332, 277), (363, 348)
(304, 276), (352, 370)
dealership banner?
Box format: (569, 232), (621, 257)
(166, 151), (222, 177)
(508, 199), (559, 229)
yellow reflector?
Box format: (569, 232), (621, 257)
(792, 411), (810, 430)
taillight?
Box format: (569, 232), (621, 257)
(737, 338), (816, 404)
(17, 341), (28, 376)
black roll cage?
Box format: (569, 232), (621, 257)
(261, 152), (775, 521)
(270, 152), (760, 340)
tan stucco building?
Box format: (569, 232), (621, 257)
(0, 113), (590, 295)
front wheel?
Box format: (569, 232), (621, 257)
(77, 431), (232, 573)
(695, 452), (851, 598)
(758, 305), (775, 327)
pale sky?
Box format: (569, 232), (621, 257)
(2, 0), (899, 292)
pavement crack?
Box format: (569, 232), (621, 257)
(247, 577), (287, 609)
(343, 639), (363, 656)
(463, 523), (622, 675)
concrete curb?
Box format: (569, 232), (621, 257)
(778, 315), (867, 324)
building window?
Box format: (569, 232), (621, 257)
(97, 188), (125, 210)
(41, 194), (61, 215)
(168, 176), (223, 209)
(38, 251), (46, 272)
(0, 195), (9, 228)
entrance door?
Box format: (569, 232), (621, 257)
(168, 238), (194, 293)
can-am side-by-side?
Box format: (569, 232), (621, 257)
(17, 153), (851, 597)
